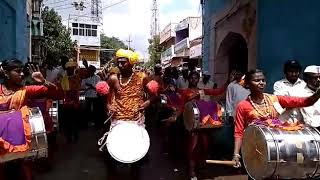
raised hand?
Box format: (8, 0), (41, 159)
(28, 64), (45, 84)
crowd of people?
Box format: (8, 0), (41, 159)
(0, 50), (319, 180)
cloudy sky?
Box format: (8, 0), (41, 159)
(101, 0), (201, 59)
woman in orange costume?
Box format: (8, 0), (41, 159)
(232, 69), (320, 170)
(178, 71), (232, 180)
(0, 58), (60, 180)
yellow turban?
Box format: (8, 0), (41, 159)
(115, 49), (139, 65)
(65, 61), (78, 68)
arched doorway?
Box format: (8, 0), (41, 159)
(214, 32), (248, 85)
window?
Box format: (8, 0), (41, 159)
(79, 28), (84, 36)
(73, 28), (78, 35)
(72, 23), (98, 37)
(92, 30), (97, 37)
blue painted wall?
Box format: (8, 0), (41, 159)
(257, 0), (320, 92)
(0, 0), (28, 63)
(203, 0), (320, 92)
(202, 0), (231, 73)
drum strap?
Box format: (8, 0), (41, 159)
(98, 131), (109, 152)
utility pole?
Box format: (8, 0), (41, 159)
(150, 0), (159, 37)
(126, 35), (132, 50)
(69, 1), (86, 64)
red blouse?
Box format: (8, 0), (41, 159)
(234, 95), (313, 139)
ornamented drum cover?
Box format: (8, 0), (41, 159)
(0, 107), (48, 162)
(183, 100), (224, 131)
(106, 122), (150, 163)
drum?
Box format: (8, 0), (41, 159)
(49, 100), (59, 130)
(183, 100), (224, 131)
(106, 121), (150, 163)
(242, 124), (320, 179)
(0, 107), (48, 162)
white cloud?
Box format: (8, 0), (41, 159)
(102, 0), (151, 58)
(159, 0), (200, 29)
(101, 0), (199, 58)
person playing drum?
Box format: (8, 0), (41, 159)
(98, 49), (159, 177)
(232, 69), (320, 170)
(0, 58), (61, 180)
(178, 71), (232, 180)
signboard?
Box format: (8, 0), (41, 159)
(160, 23), (177, 44)
(176, 18), (189, 31)
(161, 45), (174, 59)
(190, 44), (202, 59)
(174, 38), (189, 53)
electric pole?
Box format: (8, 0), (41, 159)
(126, 35), (132, 50)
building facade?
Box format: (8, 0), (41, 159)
(160, 23), (177, 68)
(173, 17), (202, 67)
(202, 0), (320, 91)
(45, 0), (101, 68)
(0, 0), (30, 63)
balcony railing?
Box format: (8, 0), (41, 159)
(174, 38), (189, 53)
(161, 45), (174, 59)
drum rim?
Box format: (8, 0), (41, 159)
(183, 101), (198, 131)
(106, 122), (150, 163)
(241, 124), (275, 179)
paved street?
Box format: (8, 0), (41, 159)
(34, 122), (247, 180)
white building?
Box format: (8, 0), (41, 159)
(173, 16), (202, 67)
(160, 23), (177, 68)
(44, 0), (102, 68)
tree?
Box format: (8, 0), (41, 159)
(42, 6), (75, 66)
(147, 35), (164, 68)
(100, 34), (133, 65)
(100, 33), (129, 50)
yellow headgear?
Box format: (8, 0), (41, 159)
(65, 59), (78, 68)
(115, 49), (139, 65)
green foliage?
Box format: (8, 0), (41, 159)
(147, 35), (164, 68)
(100, 33), (129, 50)
(42, 6), (75, 66)
(100, 34), (134, 65)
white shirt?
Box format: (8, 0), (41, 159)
(81, 75), (101, 98)
(177, 76), (188, 89)
(299, 86), (320, 127)
(225, 81), (250, 117)
(273, 78), (306, 96)
(46, 67), (60, 83)
(273, 78), (306, 123)
(198, 80), (215, 89)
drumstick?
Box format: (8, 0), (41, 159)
(206, 160), (236, 166)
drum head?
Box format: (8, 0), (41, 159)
(242, 125), (271, 179)
(183, 102), (196, 131)
(106, 122), (150, 163)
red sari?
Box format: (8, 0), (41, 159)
(235, 93), (314, 139)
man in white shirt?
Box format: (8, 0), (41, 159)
(198, 71), (216, 101)
(274, 60), (306, 96)
(81, 65), (101, 128)
(273, 60), (305, 123)
(300, 65), (320, 128)
(226, 70), (250, 119)
(177, 68), (189, 89)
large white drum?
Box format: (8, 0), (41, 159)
(242, 124), (320, 179)
(0, 107), (48, 162)
(106, 121), (150, 163)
